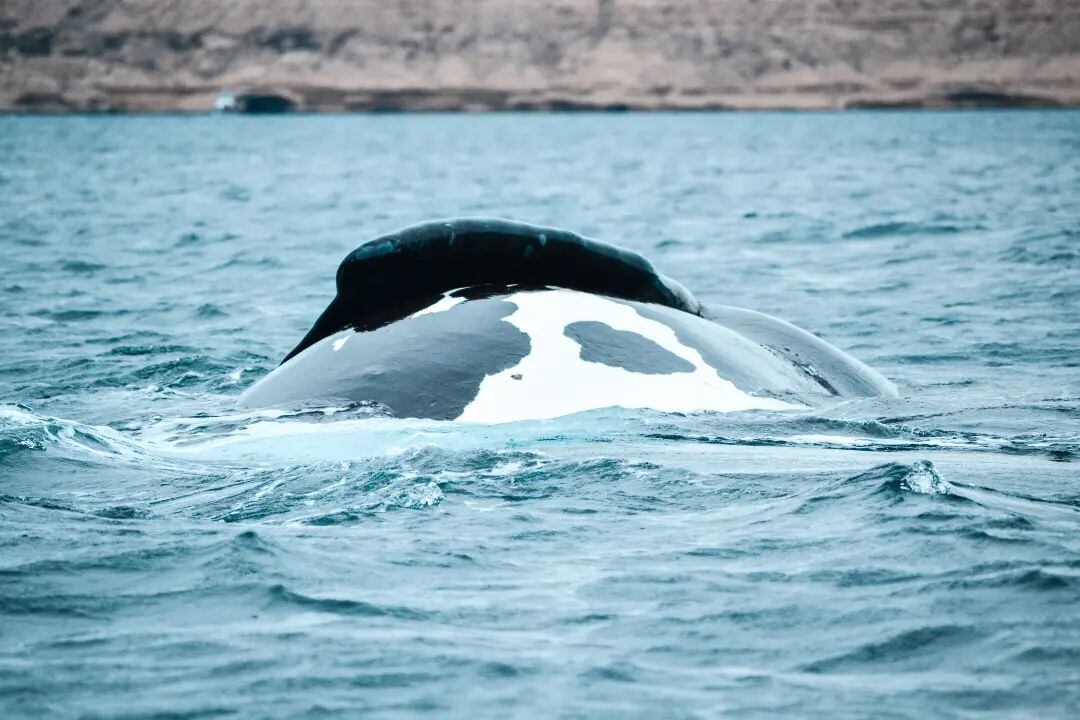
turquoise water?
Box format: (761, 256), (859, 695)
(1, 111), (1079, 718)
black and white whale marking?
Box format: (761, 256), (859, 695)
(240, 218), (897, 422)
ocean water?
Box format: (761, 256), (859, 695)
(1, 111), (1078, 718)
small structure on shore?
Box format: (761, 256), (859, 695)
(213, 91), (237, 112)
(213, 90), (296, 114)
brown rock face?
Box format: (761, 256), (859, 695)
(2, 0), (1079, 112)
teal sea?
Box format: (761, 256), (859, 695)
(1, 111), (1079, 718)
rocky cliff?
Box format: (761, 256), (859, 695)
(3, 0), (1079, 112)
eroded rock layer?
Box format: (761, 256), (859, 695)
(3, 0), (1078, 111)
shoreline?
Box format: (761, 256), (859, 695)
(7, 84), (1076, 115)
(5, 87), (1075, 115)
(3, 104), (1077, 117)
(4, 90), (1076, 116)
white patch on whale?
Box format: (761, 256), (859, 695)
(458, 289), (804, 424)
(408, 292), (467, 319)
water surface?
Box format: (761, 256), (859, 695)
(1, 111), (1079, 718)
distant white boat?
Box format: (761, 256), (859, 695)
(213, 91), (237, 112)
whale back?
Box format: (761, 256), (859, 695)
(248, 218), (899, 421)
(282, 218), (699, 362)
(705, 305), (897, 398)
(245, 288), (819, 421)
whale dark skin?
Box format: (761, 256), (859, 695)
(252, 217), (898, 416)
(282, 218), (699, 363)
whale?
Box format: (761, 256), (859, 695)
(240, 218), (896, 423)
